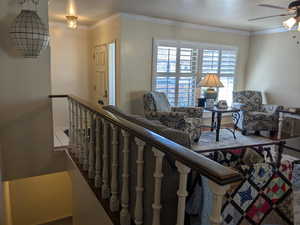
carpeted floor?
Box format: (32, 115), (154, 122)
(39, 217), (72, 225)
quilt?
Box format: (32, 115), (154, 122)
(209, 150), (294, 225)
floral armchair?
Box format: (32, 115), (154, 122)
(143, 91), (204, 142)
(232, 91), (283, 135)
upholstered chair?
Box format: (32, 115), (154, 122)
(143, 91), (204, 142)
(232, 90), (283, 135)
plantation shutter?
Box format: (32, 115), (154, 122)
(153, 40), (238, 107)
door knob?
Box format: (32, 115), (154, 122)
(104, 90), (108, 98)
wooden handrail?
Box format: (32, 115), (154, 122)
(49, 94), (242, 185)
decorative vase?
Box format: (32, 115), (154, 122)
(10, 10), (50, 58)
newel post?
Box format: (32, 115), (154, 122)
(208, 180), (230, 225)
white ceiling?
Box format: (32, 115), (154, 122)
(48, 0), (293, 31)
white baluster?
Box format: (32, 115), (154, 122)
(69, 99), (75, 155)
(74, 102), (79, 159)
(71, 100), (76, 148)
(208, 180), (230, 225)
(110, 124), (120, 212)
(175, 161), (191, 225)
(79, 105), (85, 165)
(134, 138), (146, 225)
(88, 112), (95, 179)
(83, 108), (89, 171)
(68, 98), (73, 146)
(101, 119), (110, 199)
(120, 130), (131, 225)
(94, 117), (101, 187)
(152, 148), (165, 225)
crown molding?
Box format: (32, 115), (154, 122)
(251, 26), (298, 35)
(49, 21), (89, 30)
(89, 13), (120, 30)
(119, 13), (250, 36)
(68, 12), (295, 36)
(89, 12), (250, 35)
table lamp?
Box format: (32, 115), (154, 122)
(198, 74), (224, 108)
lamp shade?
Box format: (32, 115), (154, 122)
(10, 10), (50, 58)
(198, 74), (224, 88)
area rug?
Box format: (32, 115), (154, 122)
(192, 130), (274, 152)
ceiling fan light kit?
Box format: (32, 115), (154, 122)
(283, 17), (297, 29)
(250, 0), (300, 31)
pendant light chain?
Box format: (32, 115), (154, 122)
(18, 0), (40, 11)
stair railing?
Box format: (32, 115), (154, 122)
(50, 94), (242, 225)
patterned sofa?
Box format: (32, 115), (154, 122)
(232, 91), (283, 135)
(143, 91), (204, 142)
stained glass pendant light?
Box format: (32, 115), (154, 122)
(10, 0), (50, 58)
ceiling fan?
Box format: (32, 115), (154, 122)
(249, 0), (300, 31)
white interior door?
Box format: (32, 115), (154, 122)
(108, 42), (116, 106)
(93, 45), (108, 108)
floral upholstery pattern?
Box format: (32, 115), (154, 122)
(144, 91), (171, 112)
(143, 91), (204, 142)
(232, 91), (283, 134)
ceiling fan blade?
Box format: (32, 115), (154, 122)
(248, 13), (293, 21)
(258, 4), (288, 10)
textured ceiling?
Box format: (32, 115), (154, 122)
(48, 0), (293, 31)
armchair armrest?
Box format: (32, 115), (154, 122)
(171, 107), (204, 118)
(145, 111), (187, 130)
(145, 111), (186, 121)
(232, 103), (248, 111)
(261, 104), (283, 115)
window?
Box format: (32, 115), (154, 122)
(152, 40), (238, 106)
(218, 50), (237, 106)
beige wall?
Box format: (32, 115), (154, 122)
(67, 155), (113, 225)
(0, 0), (66, 181)
(119, 16), (250, 114)
(8, 172), (72, 225)
(50, 23), (90, 128)
(89, 16), (121, 107)
(245, 32), (300, 107)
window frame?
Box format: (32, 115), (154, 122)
(152, 39), (239, 107)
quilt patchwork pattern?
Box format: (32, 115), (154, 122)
(208, 151), (294, 225)
(246, 195), (271, 224)
(264, 174), (290, 203)
(233, 181), (258, 212)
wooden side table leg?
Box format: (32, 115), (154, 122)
(216, 113), (222, 142)
(211, 112), (215, 132)
(276, 141), (284, 168)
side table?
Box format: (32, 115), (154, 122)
(278, 109), (300, 139)
(205, 107), (241, 142)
